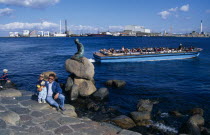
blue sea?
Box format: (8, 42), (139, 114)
(0, 37), (210, 130)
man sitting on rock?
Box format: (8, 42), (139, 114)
(46, 74), (65, 111)
(0, 69), (10, 89)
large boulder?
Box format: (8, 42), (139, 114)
(137, 99), (153, 112)
(130, 111), (151, 121)
(179, 114), (205, 135)
(188, 114), (204, 127)
(65, 76), (74, 91)
(130, 111), (152, 126)
(112, 115), (136, 129)
(190, 108), (204, 116)
(70, 84), (79, 100)
(65, 57), (94, 80)
(92, 87), (109, 100)
(74, 78), (96, 97)
(187, 115), (204, 135)
(0, 89), (22, 97)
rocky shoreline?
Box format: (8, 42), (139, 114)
(69, 91), (210, 135)
(0, 88), (142, 135)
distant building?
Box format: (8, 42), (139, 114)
(53, 33), (67, 37)
(23, 30), (30, 37)
(44, 31), (50, 37)
(111, 32), (121, 36)
(125, 25), (151, 33)
(144, 29), (151, 33)
(9, 32), (19, 37)
(54, 20), (67, 37)
(29, 30), (38, 37)
(37, 31), (44, 37)
(124, 25), (151, 36)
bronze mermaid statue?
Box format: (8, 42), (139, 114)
(71, 38), (84, 63)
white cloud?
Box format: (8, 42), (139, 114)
(0, 22), (125, 34)
(0, 8), (13, 16)
(69, 25), (98, 31)
(158, 11), (170, 19)
(0, 0), (60, 8)
(158, 4), (190, 19)
(0, 21), (58, 31)
(67, 25), (124, 34)
(180, 4), (189, 12)
(169, 7), (178, 12)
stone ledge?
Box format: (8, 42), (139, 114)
(0, 89), (22, 97)
(0, 89), (142, 135)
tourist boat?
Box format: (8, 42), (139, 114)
(93, 46), (203, 63)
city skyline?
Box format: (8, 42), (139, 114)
(0, 0), (210, 36)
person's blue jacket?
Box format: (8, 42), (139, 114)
(46, 81), (63, 95)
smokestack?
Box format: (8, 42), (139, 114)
(65, 20), (67, 34)
(60, 20), (62, 34)
(200, 20), (203, 34)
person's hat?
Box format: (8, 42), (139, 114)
(3, 69), (8, 72)
(39, 74), (44, 77)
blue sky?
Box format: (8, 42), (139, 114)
(0, 0), (209, 36)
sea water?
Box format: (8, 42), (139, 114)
(0, 36), (210, 130)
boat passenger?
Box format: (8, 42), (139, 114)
(121, 46), (125, 52)
(179, 43), (183, 50)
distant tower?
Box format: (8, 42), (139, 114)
(65, 20), (68, 34)
(200, 20), (203, 34)
(59, 20), (62, 34)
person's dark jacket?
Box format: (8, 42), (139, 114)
(0, 73), (8, 80)
(46, 81), (62, 94)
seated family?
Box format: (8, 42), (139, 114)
(36, 73), (65, 111)
(0, 69), (10, 89)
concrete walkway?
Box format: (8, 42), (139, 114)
(0, 89), (141, 135)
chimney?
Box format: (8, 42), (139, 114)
(65, 20), (68, 34)
(200, 20), (203, 34)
